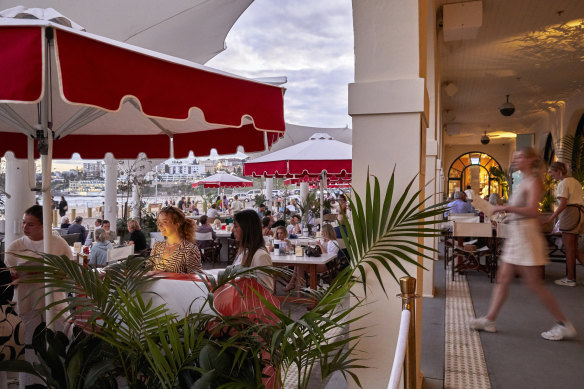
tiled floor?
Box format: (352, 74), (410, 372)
(444, 268), (491, 389)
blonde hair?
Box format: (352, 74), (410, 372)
(517, 147), (542, 176)
(94, 228), (107, 243)
(322, 224), (336, 241)
(127, 219), (141, 231)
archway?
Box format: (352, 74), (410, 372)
(447, 152), (502, 199)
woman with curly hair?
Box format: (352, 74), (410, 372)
(149, 206), (202, 273)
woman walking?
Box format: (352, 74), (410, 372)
(546, 161), (584, 286)
(469, 148), (576, 341)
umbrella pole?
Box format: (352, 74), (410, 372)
(41, 134), (56, 328)
(320, 172), (325, 233)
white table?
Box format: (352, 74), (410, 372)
(270, 252), (337, 290)
(212, 229), (232, 261)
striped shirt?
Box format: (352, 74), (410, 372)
(149, 240), (202, 273)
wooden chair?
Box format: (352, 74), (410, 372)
(196, 232), (220, 264)
(323, 214), (338, 223)
(452, 222), (496, 282)
(62, 233), (80, 246)
(227, 238), (238, 264)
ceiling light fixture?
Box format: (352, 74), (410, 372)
(481, 131), (490, 145)
(499, 94), (515, 116)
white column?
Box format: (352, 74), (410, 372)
(349, 1), (431, 387)
(265, 177), (274, 210)
(131, 183), (140, 219)
(299, 182), (309, 205)
(104, 154), (118, 224)
(4, 153), (35, 247)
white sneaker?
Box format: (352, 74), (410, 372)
(541, 322), (577, 341)
(469, 317), (496, 333)
(554, 277), (577, 287)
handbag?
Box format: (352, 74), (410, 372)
(304, 245), (322, 257)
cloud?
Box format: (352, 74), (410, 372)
(207, 0), (354, 128)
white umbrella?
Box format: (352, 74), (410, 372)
(0, 1), (253, 64)
(244, 133), (351, 230)
(193, 172), (253, 188)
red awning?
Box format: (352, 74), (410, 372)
(0, 23), (285, 159)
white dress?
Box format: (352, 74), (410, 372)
(500, 177), (548, 266)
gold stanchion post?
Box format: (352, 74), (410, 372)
(398, 276), (419, 389)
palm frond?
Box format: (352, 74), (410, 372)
(340, 171), (448, 295)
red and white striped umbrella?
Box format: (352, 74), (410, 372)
(0, 19), (285, 160)
(192, 172), (253, 188)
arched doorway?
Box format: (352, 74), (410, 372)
(447, 152), (502, 199)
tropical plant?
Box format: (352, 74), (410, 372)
(297, 190), (318, 233)
(540, 172), (556, 212)
(1, 169), (447, 388)
(489, 166), (509, 200)
(557, 134), (584, 184)
(253, 194), (266, 207)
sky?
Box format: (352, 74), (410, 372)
(42, 0), (355, 172)
(207, 0), (354, 128)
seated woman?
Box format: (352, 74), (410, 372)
(60, 216), (70, 229)
(262, 216), (274, 237)
(189, 204), (199, 215)
(126, 219), (148, 253)
(285, 224), (340, 292)
(149, 206), (202, 273)
(232, 209), (274, 293)
(195, 215), (216, 250)
(269, 226), (290, 251)
(89, 228), (112, 268)
(316, 224), (340, 256)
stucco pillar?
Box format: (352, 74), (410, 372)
(349, 1), (431, 387)
(104, 154), (118, 224)
(131, 183), (140, 219)
(299, 182), (309, 205)
(265, 178), (273, 210)
(4, 153), (35, 247)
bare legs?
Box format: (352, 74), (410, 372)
(561, 232), (584, 281)
(485, 262), (567, 323)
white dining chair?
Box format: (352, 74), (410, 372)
(107, 244), (135, 264)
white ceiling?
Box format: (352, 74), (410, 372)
(437, 0), (584, 145)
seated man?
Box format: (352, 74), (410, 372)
(287, 214), (302, 237)
(206, 203), (220, 218)
(60, 216), (71, 229)
(444, 191), (474, 217)
(196, 215), (217, 250)
(67, 216), (87, 243)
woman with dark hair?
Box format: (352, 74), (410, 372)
(262, 216), (273, 236)
(232, 209), (274, 293)
(58, 196), (68, 217)
(149, 206), (202, 273)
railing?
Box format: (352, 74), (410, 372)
(387, 276), (418, 389)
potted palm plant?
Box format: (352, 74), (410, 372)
(1, 170), (447, 388)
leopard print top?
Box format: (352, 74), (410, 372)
(149, 240), (202, 273)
